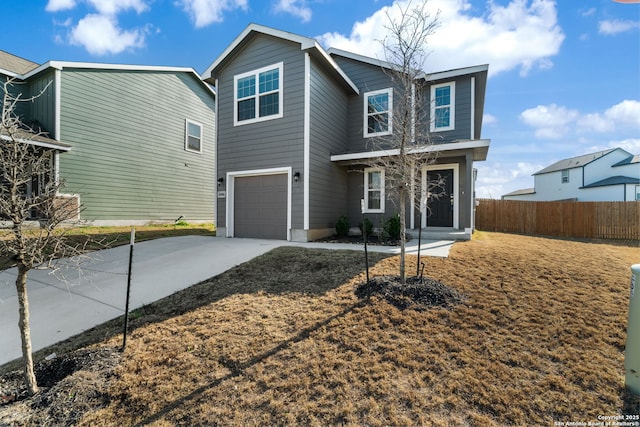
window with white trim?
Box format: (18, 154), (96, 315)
(635, 185), (639, 201)
(364, 88), (393, 137)
(234, 62), (283, 126)
(561, 169), (569, 184)
(364, 168), (385, 212)
(185, 119), (203, 153)
(430, 82), (455, 132)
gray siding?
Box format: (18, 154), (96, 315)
(58, 69), (216, 222)
(215, 34), (306, 229)
(28, 71), (56, 137)
(308, 57), (349, 229)
(426, 77), (472, 143)
(332, 56), (397, 154)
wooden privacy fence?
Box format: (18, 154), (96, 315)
(475, 199), (640, 240)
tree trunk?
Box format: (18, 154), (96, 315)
(399, 188), (406, 284)
(16, 264), (38, 395)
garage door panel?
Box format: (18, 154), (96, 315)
(234, 174), (287, 240)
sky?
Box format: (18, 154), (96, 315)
(1, 0), (639, 198)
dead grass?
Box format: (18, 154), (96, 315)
(2, 232), (639, 426)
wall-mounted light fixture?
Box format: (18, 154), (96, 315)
(217, 177), (224, 187)
(294, 171), (301, 182)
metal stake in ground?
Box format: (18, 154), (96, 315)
(361, 199), (369, 284)
(121, 227), (136, 351)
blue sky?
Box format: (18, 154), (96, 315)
(2, 0), (639, 198)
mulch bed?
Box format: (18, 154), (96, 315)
(355, 275), (466, 310)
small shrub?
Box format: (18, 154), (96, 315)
(359, 217), (373, 238)
(335, 215), (350, 237)
(384, 213), (401, 240)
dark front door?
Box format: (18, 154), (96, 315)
(427, 169), (454, 227)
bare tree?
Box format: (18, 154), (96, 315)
(364, 0), (441, 284)
(1, 78), (81, 395)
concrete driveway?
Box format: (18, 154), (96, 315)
(0, 236), (453, 366)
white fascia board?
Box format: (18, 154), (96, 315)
(203, 23), (317, 79)
(330, 139), (491, 162)
(22, 61), (216, 98)
(311, 43), (359, 94)
(0, 134), (71, 151)
(327, 48), (397, 71)
(419, 64), (489, 82)
(0, 68), (19, 78)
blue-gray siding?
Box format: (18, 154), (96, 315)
(58, 69), (216, 221)
(308, 57), (350, 229)
(215, 34), (306, 229)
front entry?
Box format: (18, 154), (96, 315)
(426, 169), (454, 227)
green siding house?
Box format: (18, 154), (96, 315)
(0, 50), (216, 224)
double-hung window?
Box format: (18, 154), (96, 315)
(430, 82), (455, 132)
(364, 168), (385, 213)
(185, 119), (203, 153)
(364, 88), (393, 137)
(234, 62), (283, 126)
(561, 169), (569, 184)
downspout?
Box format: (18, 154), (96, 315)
(470, 76), (475, 140)
(54, 69), (62, 192)
(303, 52), (311, 234)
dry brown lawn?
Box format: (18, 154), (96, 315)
(2, 232), (639, 426)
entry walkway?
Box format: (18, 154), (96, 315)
(0, 236), (453, 366)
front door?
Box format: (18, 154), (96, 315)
(426, 169), (454, 227)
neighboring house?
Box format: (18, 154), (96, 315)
(202, 24), (490, 241)
(502, 148), (640, 202)
(0, 50), (216, 224)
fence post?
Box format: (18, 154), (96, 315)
(626, 264), (640, 395)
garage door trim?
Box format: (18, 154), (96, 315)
(226, 167), (292, 240)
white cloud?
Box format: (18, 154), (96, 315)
(475, 161), (544, 198)
(520, 104), (579, 139)
(577, 100), (640, 133)
(599, 19), (640, 35)
(317, 0), (565, 77)
(274, 0), (311, 22)
(580, 7), (596, 17)
(86, 0), (149, 15)
(483, 113), (497, 125)
(175, 0), (248, 28)
(46, 0), (77, 12)
(69, 14), (147, 55)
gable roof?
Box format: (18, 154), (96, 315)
(202, 23), (359, 95)
(502, 188), (535, 198)
(533, 148), (622, 175)
(581, 175), (640, 188)
(0, 50), (38, 76)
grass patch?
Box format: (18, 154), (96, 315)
(1, 232), (639, 425)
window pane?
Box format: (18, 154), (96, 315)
(368, 171), (381, 189)
(237, 76), (255, 99)
(435, 107), (450, 128)
(187, 136), (200, 151)
(187, 122), (201, 138)
(368, 191), (381, 210)
(368, 113), (388, 133)
(435, 86), (450, 107)
(259, 92), (279, 117)
(368, 93), (388, 113)
(259, 68), (279, 94)
(238, 99), (255, 121)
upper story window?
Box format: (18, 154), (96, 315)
(234, 62), (283, 126)
(430, 81), (455, 132)
(364, 167), (385, 213)
(561, 169), (569, 183)
(364, 88), (393, 137)
(185, 119), (203, 153)
(636, 185), (640, 201)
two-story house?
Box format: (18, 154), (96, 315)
(1, 50), (216, 224)
(203, 24), (490, 241)
(502, 148), (640, 201)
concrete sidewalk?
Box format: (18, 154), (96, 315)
(0, 236), (453, 366)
